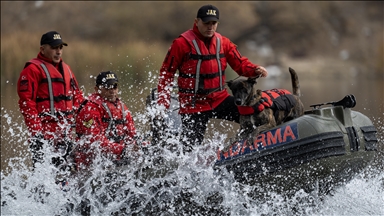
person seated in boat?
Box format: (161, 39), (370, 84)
(74, 71), (140, 170)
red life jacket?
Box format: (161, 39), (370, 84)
(27, 58), (77, 119)
(237, 89), (293, 115)
(178, 30), (227, 105)
(74, 93), (137, 168)
(78, 94), (130, 143)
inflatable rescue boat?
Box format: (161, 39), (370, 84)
(147, 89), (379, 193)
(213, 94), (379, 192)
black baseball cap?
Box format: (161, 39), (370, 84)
(96, 71), (119, 87)
(197, 5), (219, 22)
(40, 31), (68, 47)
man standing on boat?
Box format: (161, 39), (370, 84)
(156, 5), (268, 153)
(17, 31), (84, 171)
(74, 71), (139, 170)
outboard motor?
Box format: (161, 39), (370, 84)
(310, 94), (356, 109)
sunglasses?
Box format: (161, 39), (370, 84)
(99, 83), (118, 89)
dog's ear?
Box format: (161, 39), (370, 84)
(226, 80), (233, 88)
(247, 77), (258, 85)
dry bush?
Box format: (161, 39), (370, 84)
(1, 1), (382, 99)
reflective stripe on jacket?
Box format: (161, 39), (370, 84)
(17, 53), (84, 139)
(75, 93), (137, 167)
(157, 23), (262, 114)
(28, 58), (76, 117)
(178, 30), (226, 107)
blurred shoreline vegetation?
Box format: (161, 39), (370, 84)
(1, 31), (169, 108)
(1, 1), (383, 112)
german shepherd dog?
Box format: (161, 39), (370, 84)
(227, 67), (304, 142)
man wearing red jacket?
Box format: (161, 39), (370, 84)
(75, 71), (138, 170)
(157, 5), (268, 153)
(17, 31), (84, 168)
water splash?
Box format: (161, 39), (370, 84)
(1, 107), (383, 215)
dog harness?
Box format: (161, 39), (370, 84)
(237, 89), (295, 115)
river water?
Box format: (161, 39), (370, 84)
(1, 72), (383, 215)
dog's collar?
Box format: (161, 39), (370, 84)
(237, 106), (255, 115)
(237, 103), (265, 115)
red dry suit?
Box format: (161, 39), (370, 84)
(17, 53), (84, 140)
(74, 93), (137, 168)
(157, 23), (263, 114)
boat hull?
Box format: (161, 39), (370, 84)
(146, 89), (379, 193)
(214, 106), (378, 193)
